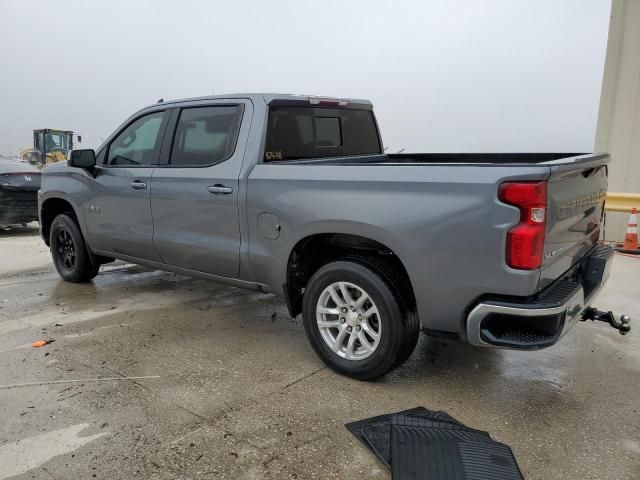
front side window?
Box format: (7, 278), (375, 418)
(107, 111), (165, 166)
(170, 106), (242, 167)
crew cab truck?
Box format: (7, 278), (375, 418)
(39, 93), (625, 379)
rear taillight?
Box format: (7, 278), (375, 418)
(498, 181), (547, 270)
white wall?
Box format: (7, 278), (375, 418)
(595, 0), (640, 241)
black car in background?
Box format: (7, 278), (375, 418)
(0, 159), (41, 228)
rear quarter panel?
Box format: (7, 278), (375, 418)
(246, 163), (550, 334)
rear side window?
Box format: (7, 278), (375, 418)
(170, 106), (242, 167)
(265, 107), (381, 161)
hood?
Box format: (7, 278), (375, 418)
(0, 160), (42, 190)
(0, 159), (41, 174)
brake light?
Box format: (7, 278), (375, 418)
(308, 97), (348, 107)
(498, 181), (547, 270)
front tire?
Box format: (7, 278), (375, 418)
(50, 213), (99, 283)
(302, 260), (419, 380)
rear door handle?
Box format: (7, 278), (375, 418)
(130, 181), (147, 190)
(207, 184), (233, 195)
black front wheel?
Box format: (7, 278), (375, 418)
(50, 213), (99, 283)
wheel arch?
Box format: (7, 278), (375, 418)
(40, 196), (83, 246)
(284, 232), (417, 319)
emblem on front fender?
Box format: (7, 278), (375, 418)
(87, 204), (101, 214)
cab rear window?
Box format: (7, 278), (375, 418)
(265, 107), (381, 161)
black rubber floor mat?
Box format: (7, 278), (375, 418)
(391, 414), (523, 480)
(345, 407), (428, 465)
(361, 410), (472, 467)
(392, 413), (492, 435)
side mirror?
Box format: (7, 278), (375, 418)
(69, 149), (96, 168)
(77, 135), (82, 143)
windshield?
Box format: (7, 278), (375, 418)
(43, 131), (71, 152)
(265, 107), (381, 161)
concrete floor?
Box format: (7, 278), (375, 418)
(0, 225), (638, 480)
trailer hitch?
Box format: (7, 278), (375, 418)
(581, 307), (631, 335)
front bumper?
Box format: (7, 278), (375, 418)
(466, 244), (613, 349)
(0, 189), (39, 225)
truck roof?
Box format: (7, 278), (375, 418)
(140, 93), (373, 111)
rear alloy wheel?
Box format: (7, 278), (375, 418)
(302, 260), (418, 380)
(316, 282), (382, 361)
(50, 213), (100, 283)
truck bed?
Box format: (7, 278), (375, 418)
(272, 152), (590, 165)
(386, 153), (587, 164)
(250, 150), (609, 332)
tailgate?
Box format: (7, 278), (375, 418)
(540, 154), (609, 289)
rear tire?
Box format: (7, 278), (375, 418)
(50, 213), (99, 283)
(302, 260), (419, 380)
(343, 255), (421, 370)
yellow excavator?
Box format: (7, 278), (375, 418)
(20, 129), (81, 167)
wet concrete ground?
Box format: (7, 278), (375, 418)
(0, 225), (638, 479)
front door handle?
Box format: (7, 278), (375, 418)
(207, 184), (233, 195)
(130, 181), (147, 190)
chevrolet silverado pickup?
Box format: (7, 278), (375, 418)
(39, 93), (620, 379)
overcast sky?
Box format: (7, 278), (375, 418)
(0, 0), (611, 155)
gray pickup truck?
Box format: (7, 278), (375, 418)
(38, 93), (621, 379)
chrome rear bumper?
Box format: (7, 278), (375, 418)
(466, 244), (613, 349)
